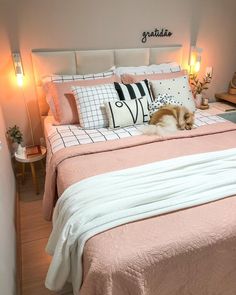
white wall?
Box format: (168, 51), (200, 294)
(0, 0), (236, 144)
(0, 106), (16, 295)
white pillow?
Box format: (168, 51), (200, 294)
(42, 70), (115, 84)
(114, 63), (181, 76)
(105, 97), (150, 129)
(147, 62), (181, 73)
(150, 75), (195, 112)
(114, 66), (149, 76)
(72, 84), (119, 129)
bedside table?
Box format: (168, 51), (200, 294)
(15, 146), (46, 194)
(200, 101), (236, 115)
(199, 101), (236, 124)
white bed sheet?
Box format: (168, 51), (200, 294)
(44, 111), (226, 162)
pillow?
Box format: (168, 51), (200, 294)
(161, 96), (183, 107)
(114, 62), (181, 76)
(114, 80), (153, 104)
(105, 97), (150, 129)
(148, 62), (181, 73)
(42, 70), (115, 84)
(46, 93), (58, 120)
(150, 75), (195, 112)
(47, 75), (121, 125)
(72, 84), (119, 129)
(148, 94), (183, 116)
(114, 66), (149, 76)
(121, 70), (187, 84)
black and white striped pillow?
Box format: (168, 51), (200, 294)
(114, 80), (153, 104)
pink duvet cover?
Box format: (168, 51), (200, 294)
(43, 121), (236, 295)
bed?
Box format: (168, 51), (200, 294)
(32, 47), (236, 295)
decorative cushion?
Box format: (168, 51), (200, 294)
(105, 97), (150, 129)
(114, 80), (153, 104)
(72, 84), (119, 129)
(46, 75), (121, 125)
(148, 94), (182, 116)
(121, 70), (187, 84)
(46, 94), (58, 120)
(161, 96), (183, 107)
(150, 75), (195, 112)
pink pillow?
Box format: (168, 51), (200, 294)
(47, 75), (121, 125)
(121, 70), (188, 84)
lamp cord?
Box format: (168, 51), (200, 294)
(21, 88), (35, 146)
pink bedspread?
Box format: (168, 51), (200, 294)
(43, 121), (236, 295)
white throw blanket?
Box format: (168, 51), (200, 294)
(45, 148), (236, 294)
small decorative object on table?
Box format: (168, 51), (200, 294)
(26, 145), (42, 158)
(190, 70), (212, 109)
(215, 72), (236, 104)
(6, 125), (24, 155)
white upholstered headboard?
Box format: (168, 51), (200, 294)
(31, 45), (183, 116)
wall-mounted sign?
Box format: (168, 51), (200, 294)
(141, 28), (173, 43)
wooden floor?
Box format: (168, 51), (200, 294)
(18, 161), (72, 295)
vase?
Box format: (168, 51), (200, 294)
(202, 97), (209, 106)
(195, 94), (202, 108)
(16, 143), (25, 156)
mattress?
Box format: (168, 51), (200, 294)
(43, 113), (236, 295)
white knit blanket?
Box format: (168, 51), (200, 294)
(45, 148), (236, 294)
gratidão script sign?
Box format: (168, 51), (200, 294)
(141, 28), (173, 43)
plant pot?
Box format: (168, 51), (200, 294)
(195, 94), (202, 108)
(12, 142), (18, 154)
(202, 97), (209, 106)
(16, 143), (25, 156)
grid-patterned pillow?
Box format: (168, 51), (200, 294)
(114, 80), (153, 104)
(149, 94), (182, 116)
(42, 70), (115, 84)
(72, 84), (119, 129)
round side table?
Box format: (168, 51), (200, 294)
(15, 146), (46, 194)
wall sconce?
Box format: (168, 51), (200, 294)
(12, 53), (35, 146)
(12, 52), (24, 87)
(189, 46), (203, 75)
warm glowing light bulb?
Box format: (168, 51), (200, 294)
(16, 73), (24, 87)
(194, 61), (201, 73)
(190, 53), (196, 67)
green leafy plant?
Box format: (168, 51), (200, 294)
(190, 72), (212, 96)
(6, 125), (23, 144)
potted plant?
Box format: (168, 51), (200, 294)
(6, 125), (24, 155)
(190, 72), (212, 107)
